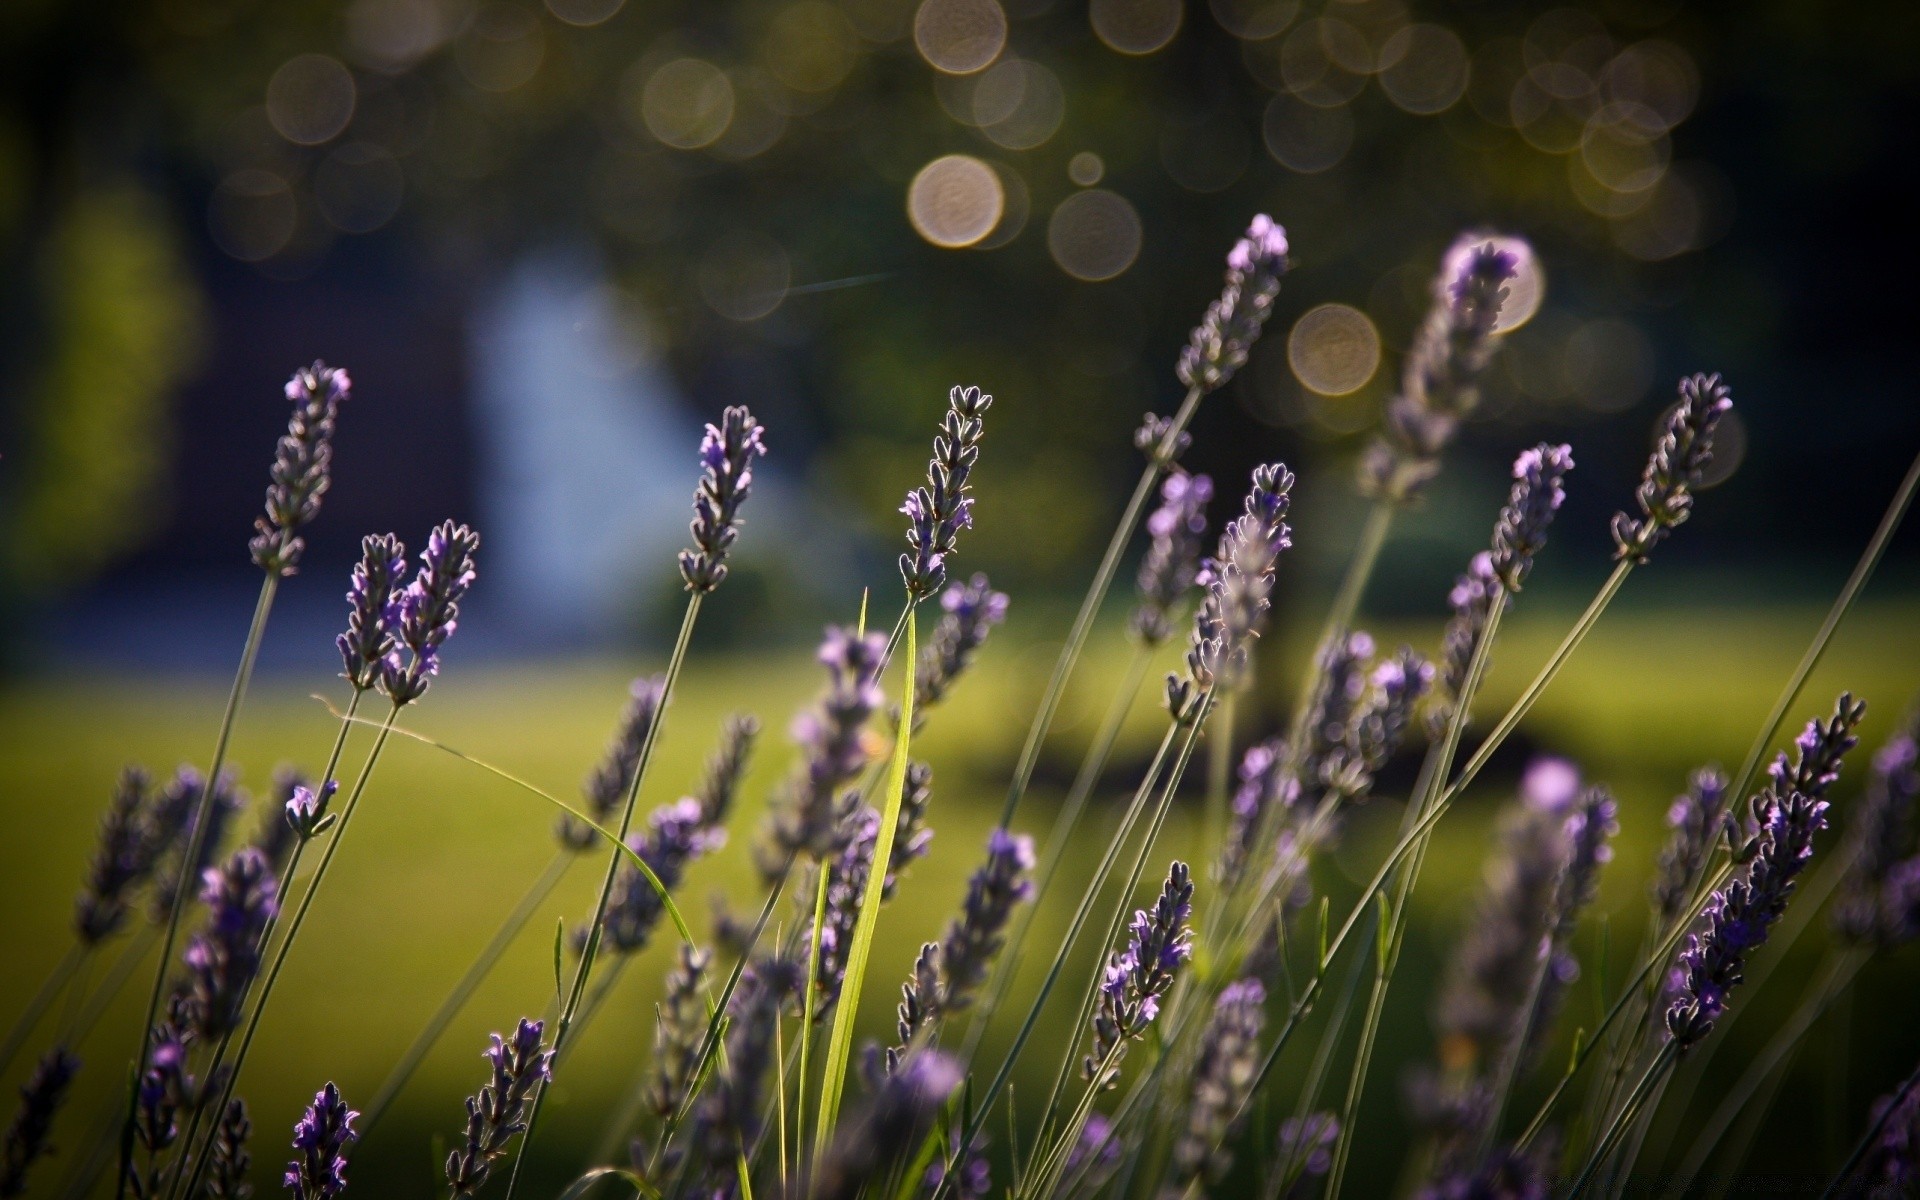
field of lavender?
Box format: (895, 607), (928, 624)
(4, 221), (1920, 1200)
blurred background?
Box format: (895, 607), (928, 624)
(2, 0), (1919, 1193)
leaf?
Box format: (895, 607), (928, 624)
(1567, 1027), (1587, 1078)
(1317, 896), (1330, 972)
(815, 604), (917, 1157)
(553, 918), (567, 1006)
(1374, 891), (1392, 965)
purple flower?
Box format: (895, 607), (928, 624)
(445, 1018), (553, 1196)
(1416, 1142), (1550, 1200)
(1488, 443), (1574, 593)
(1612, 373), (1734, 563)
(149, 768), (245, 925)
(696, 956), (800, 1194)
(1836, 718), (1920, 944)
(1525, 785), (1618, 1064)
(811, 807), (881, 1013)
(1434, 553), (1504, 731)
(335, 533), (406, 692)
(284, 1082), (357, 1200)
(679, 405), (766, 593)
(887, 761), (937, 896)
(910, 573), (1009, 722)
(1652, 768), (1733, 931)
(1132, 472), (1214, 646)
(763, 625), (887, 868)
(284, 780), (340, 843)
(1086, 861), (1194, 1086)
(183, 847), (279, 1039)
(1361, 238), (1524, 503)
(250, 362), (349, 577)
(378, 521), (481, 706)
(206, 1099), (253, 1200)
(1858, 1065), (1920, 1193)
(693, 714), (758, 829)
(813, 1050), (962, 1200)
(1350, 648), (1436, 780)
(248, 766), (308, 872)
(1177, 214), (1291, 394)
(645, 945), (710, 1119)
(1276, 1113), (1339, 1189)
(74, 767), (151, 946)
(1133, 412), (1193, 464)
(0, 1047), (80, 1197)
(133, 1019), (192, 1175)
(558, 676), (666, 852)
(597, 798), (724, 955)
(1217, 739), (1294, 895)
(1167, 463), (1294, 719)
(901, 386), (992, 598)
(1170, 977), (1267, 1189)
(1064, 1114), (1123, 1189)
(924, 1139), (991, 1200)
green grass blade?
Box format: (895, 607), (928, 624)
(815, 605), (917, 1155)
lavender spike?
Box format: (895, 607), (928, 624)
(0, 1047), (80, 1197)
(1176, 215), (1291, 396)
(205, 1100), (254, 1200)
(1488, 443), (1574, 593)
(183, 848), (279, 1039)
(909, 573), (1008, 722)
(1167, 463), (1294, 720)
(761, 625), (887, 869)
(250, 362), (349, 577)
(284, 1082), (357, 1200)
(812, 1050), (962, 1200)
(1170, 978), (1267, 1190)
(645, 946), (711, 1119)
(74, 767), (151, 946)
(1836, 710), (1920, 945)
(679, 405), (766, 593)
(559, 677), (667, 852)
(1131, 471), (1213, 646)
(335, 534), (406, 692)
(1612, 373), (1734, 563)
(1085, 861), (1194, 1086)
(378, 521), (480, 706)
(901, 386), (992, 599)
(445, 1019), (553, 1196)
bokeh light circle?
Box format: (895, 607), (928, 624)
(1377, 24), (1470, 115)
(266, 55), (357, 146)
(973, 59), (1065, 149)
(641, 58), (736, 149)
(699, 231), (791, 321)
(1261, 94), (1352, 173)
(1047, 189), (1143, 281)
(913, 0), (1008, 75)
(454, 7), (546, 93)
(1442, 233), (1544, 333)
(908, 154), (1006, 248)
(1564, 318), (1654, 412)
(1090, 0), (1183, 56)
(1208, 0), (1297, 41)
(544, 0), (625, 27)
(1068, 152), (1105, 186)
(209, 169), (299, 261)
(1287, 303), (1381, 395)
(764, 3), (858, 94)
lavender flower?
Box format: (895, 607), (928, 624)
(1167, 463), (1295, 720)
(1064, 1114), (1123, 1190)
(250, 362), (349, 577)
(74, 767), (151, 945)
(890, 828), (1035, 1064)
(1351, 648), (1436, 779)
(1652, 768), (1733, 931)
(598, 798), (724, 955)
(1835, 717), (1920, 944)
(679, 405), (767, 593)
(901, 385), (992, 598)
(1416, 1143), (1551, 1200)
(283, 781), (339, 842)
(1434, 553), (1504, 730)
(1299, 631), (1375, 793)
(249, 766), (307, 872)
(206, 1099), (254, 1200)
(1176, 214), (1291, 395)
(763, 625), (887, 868)
(0, 1047), (79, 1197)
(1857, 1067), (1920, 1195)
(1132, 472), (1214, 646)
(284, 1082), (357, 1200)
(1275, 1113), (1339, 1192)
(1170, 978), (1267, 1189)
(1086, 861), (1195, 1086)
(558, 676), (667, 852)
(812, 807), (879, 1012)
(1524, 785), (1618, 1063)
(924, 1139), (991, 1200)
(149, 768), (245, 925)
(1612, 373), (1734, 563)
(645, 945), (710, 1119)
(335, 534), (406, 692)
(1488, 443), (1574, 593)
(696, 956), (799, 1194)
(888, 761), (937, 895)
(378, 521), (480, 706)
(1133, 412), (1193, 464)
(694, 714), (758, 828)
(1361, 239), (1523, 503)
(812, 1050), (963, 1200)
(183, 847), (279, 1039)
(909, 573), (1009, 722)
(445, 1018), (553, 1196)
(1217, 739), (1292, 894)
(134, 1019), (193, 1177)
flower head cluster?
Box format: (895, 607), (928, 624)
(0, 1046), (80, 1197)
(1170, 978), (1267, 1189)
(1086, 861), (1194, 1087)
(206, 1099), (254, 1200)
(697, 956), (800, 1193)
(445, 1018), (553, 1196)
(694, 714), (758, 829)
(887, 761), (937, 898)
(1858, 1069), (1920, 1196)
(250, 766), (308, 872)
(1275, 1113), (1339, 1190)
(74, 767), (153, 945)
(284, 1082), (357, 1200)
(813, 1050), (962, 1200)
(1132, 472), (1214, 646)
(134, 1018), (194, 1178)
(558, 676), (666, 852)
(1361, 239), (1522, 503)
(910, 573), (1009, 723)
(924, 1140), (991, 1200)
(764, 625), (887, 868)
(644, 945), (710, 1119)
(184, 848), (279, 1039)
(1350, 648), (1436, 779)
(378, 522), (481, 706)
(149, 768), (245, 925)
(1434, 553), (1504, 732)
(1525, 785), (1618, 1062)
(901, 386), (992, 598)
(679, 405), (767, 593)
(1217, 739), (1294, 894)
(1612, 373), (1734, 563)
(1416, 1143), (1551, 1200)
(891, 829), (1034, 1066)
(1836, 713), (1920, 945)
(284, 781), (340, 843)
(1652, 768), (1733, 930)
(599, 798), (725, 955)
(250, 362), (349, 577)
(1488, 443), (1574, 592)
(1133, 412), (1193, 465)
(335, 534), (406, 692)
(811, 808), (880, 1014)
(1065, 1115), (1124, 1190)
(1176, 215), (1291, 394)
(1167, 464), (1294, 719)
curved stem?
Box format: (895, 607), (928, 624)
(119, 573), (278, 1200)
(506, 593), (704, 1200)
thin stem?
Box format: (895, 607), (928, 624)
(119, 572), (278, 1200)
(995, 384), (1204, 831)
(507, 593), (704, 1200)
(362, 849), (576, 1136)
(795, 862), (830, 1190)
(1568, 1042), (1676, 1198)
(1821, 1054), (1920, 1199)
(0, 944), (86, 1077)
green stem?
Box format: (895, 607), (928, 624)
(795, 861), (831, 1188)
(506, 593), (704, 1200)
(119, 572), (278, 1200)
(1568, 1042), (1676, 1197)
(995, 385), (1204, 831)
(0, 944), (86, 1077)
